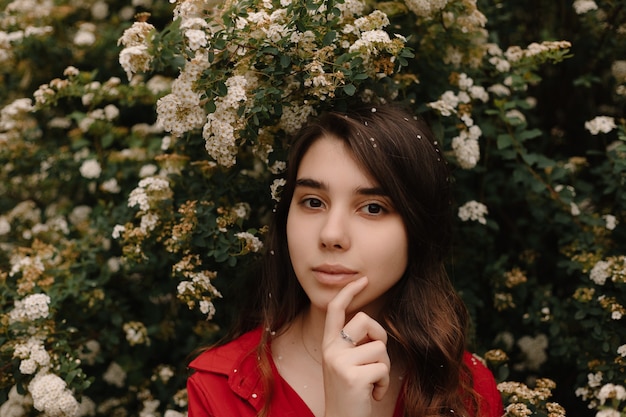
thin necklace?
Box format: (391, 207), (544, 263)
(300, 316), (322, 365)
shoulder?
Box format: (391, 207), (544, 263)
(189, 327), (263, 374)
(187, 328), (266, 416)
(463, 352), (504, 417)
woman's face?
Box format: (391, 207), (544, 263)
(286, 134), (409, 316)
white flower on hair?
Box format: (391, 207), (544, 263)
(458, 201), (488, 225)
(585, 116), (617, 135)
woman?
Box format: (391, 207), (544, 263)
(187, 104), (503, 417)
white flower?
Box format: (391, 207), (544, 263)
(19, 358), (38, 374)
(597, 384), (626, 405)
(79, 159), (102, 179)
(103, 362), (127, 388)
(199, 299), (216, 317)
(104, 104), (120, 120)
(458, 201), (488, 224)
(588, 371), (603, 388)
(74, 23), (96, 46)
(596, 409), (620, 417)
(139, 164), (159, 178)
(140, 213), (159, 233)
(164, 410), (186, 417)
(235, 232), (264, 252)
(9, 293), (51, 323)
(590, 260), (611, 285)
(91, 1), (109, 20)
(612, 311), (622, 320)
(271, 178), (286, 202)
(585, 116), (617, 135)
(123, 321), (150, 346)
(0, 216), (10, 235)
(603, 214), (618, 231)
(101, 178), (121, 193)
(119, 45), (153, 80)
(469, 85), (489, 102)
(452, 131), (480, 169)
(28, 372), (79, 417)
(506, 109), (526, 124)
(573, 0), (598, 14)
(516, 334), (548, 371)
(112, 224), (126, 239)
(487, 83), (511, 96)
(157, 365), (175, 383)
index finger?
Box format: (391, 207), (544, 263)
(323, 276), (368, 343)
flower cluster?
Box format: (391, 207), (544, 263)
(458, 200), (489, 224)
(153, 0), (413, 168)
(585, 116), (617, 135)
(173, 255), (222, 319)
(498, 379), (564, 417)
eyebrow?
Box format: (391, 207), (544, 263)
(294, 178), (388, 197)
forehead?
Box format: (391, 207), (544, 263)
(295, 134), (383, 192)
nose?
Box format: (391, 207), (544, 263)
(319, 208), (350, 250)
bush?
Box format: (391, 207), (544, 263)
(0, 0), (624, 416)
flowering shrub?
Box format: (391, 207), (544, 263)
(0, 0), (624, 416)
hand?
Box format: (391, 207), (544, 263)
(322, 276), (391, 417)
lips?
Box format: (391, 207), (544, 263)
(312, 264), (358, 285)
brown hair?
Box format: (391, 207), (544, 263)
(234, 104), (478, 417)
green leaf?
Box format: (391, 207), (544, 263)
(322, 30), (337, 46)
(496, 134), (513, 150)
(101, 132), (114, 149)
(343, 84), (356, 96)
(518, 128), (542, 141)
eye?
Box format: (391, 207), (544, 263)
(302, 197), (324, 209)
(361, 203), (385, 215)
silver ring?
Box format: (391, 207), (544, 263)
(340, 329), (356, 345)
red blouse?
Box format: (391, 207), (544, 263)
(187, 328), (504, 417)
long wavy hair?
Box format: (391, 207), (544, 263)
(231, 104), (480, 417)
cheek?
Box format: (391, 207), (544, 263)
(286, 209), (306, 260)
